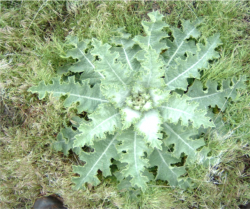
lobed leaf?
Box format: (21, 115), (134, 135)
(120, 106), (142, 129)
(163, 122), (205, 162)
(80, 71), (102, 85)
(114, 160), (154, 191)
(101, 85), (131, 108)
(74, 104), (122, 147)
(116, 128), (151, 191)
(196, 147), (220, 167)
(149, 88), (170, 107)
(64, 37), (104, 81)
(66, 39), (94, 72)
(111, 28), (141, 72)
(133, 11), (169, 54)
(91, 39), (133, 88)
(72, 134), (118, 190)
(187, 76), (246, 110)
(28, 76), (108, 113)
(136, 47), (165, 89)
(165, 34), (222, 90)
(53, 127), (81, 156)
(149, 146), (186, 187)
(163, 18), (203, 69)
(158, 93), (214, 128)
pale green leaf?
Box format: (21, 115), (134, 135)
(66, 45), (94, 72)
(165, 34), (222, 90)
(187, 76), (246, 111)
(197, 147), (220, 167)
(149, 146), (186, 186)
(111, 45), (141, 72)
(111, 29), (141, 72)
(113, 157), (154, 191)
(133, 11), (169, 53)
(65, 35), (80, 47)
(65, 38), (104, 80)
(53, 117), (82, 156)
(136, 47), (165, 89)
(116, 128), (151, 191)
(163, 122), (205, 162)
(57, 63), (71, 75)
(101, 85), (131, 108)
(149, 88), (170, 107)
(53, 127), (81, 156)
(162, 18), (203, 68)
(28, 76), (108, 113)
(72, 134), (118, 190)
(74, 104), (122, 147)
(91, 39), (133, 87)
(80, 71), (101, 85)
(158, 93), (214, 128)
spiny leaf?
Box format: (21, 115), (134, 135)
(53, 127), (81, 156)
(74, 104), (122, 147)
(111, 28), (141, 72)
(72, 134), (118, 190)
(163, 18), (203, 69)
(101, 85), (131, 108)
(114, 160), (154, 191)
(116, 128), (151, 191)
(65, 35), (80, 46)
(149, 146), (186, 187)
(165, 34), (222, 90)
(187, 76), (246, 110)
(158, 93), (214, 128)
(66, 39), (94, 72)
(163, 122), (205, 162)
(64, 37), (104, 81)
(80, 71), (101, 85)
(28, 76), (108, 113)
(136, 47), (165, 89)
(133, 11), (169, 53)
(111, 45), (141, 72)
(91, 39), (133, 88)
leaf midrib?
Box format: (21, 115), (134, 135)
(166, 42), (217, 86)
(166, 27), (196, 67)
(163, 123), (194, 151)
(79, 134), (117, 186)
(48, 91), (109, 102)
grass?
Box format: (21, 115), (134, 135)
(0, 1), (249, 208)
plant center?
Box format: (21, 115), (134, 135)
(126, 92), (153, 111)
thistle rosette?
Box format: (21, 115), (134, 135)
(29, 11), (246, 191)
